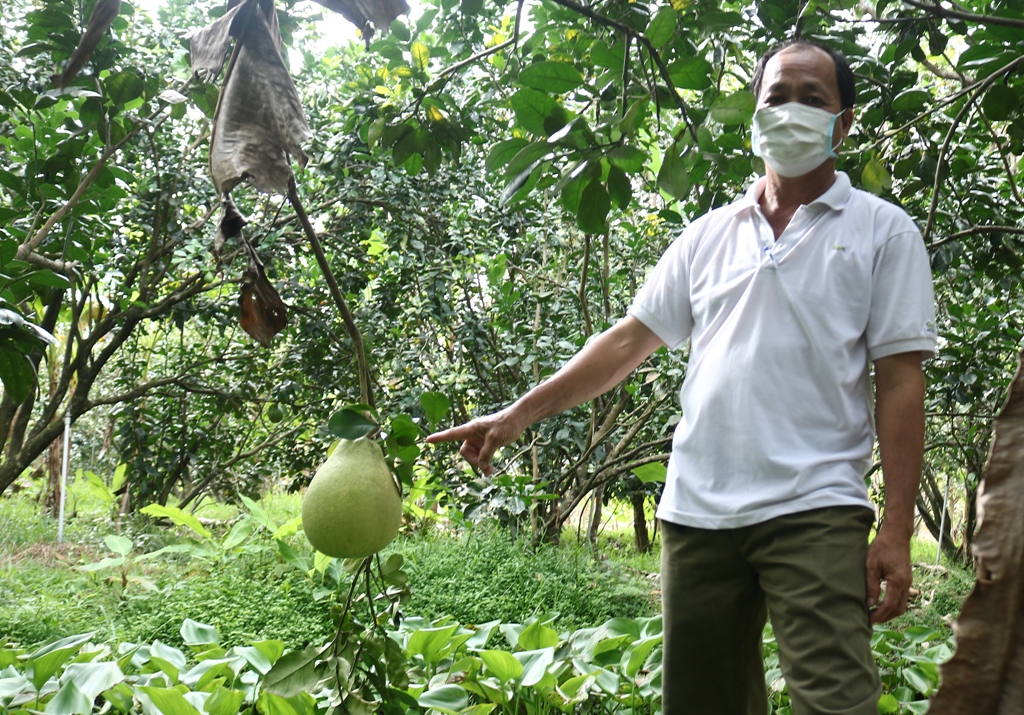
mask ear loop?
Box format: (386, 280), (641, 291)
(827, 111), (843, 158)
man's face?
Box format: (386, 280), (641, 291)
(756, 45), (854, 146)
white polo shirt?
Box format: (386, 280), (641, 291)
(628, 172), (936, 529)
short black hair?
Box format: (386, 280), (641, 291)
(751, 40), (856, 110)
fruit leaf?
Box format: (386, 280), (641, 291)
(327, 408), (378, 440)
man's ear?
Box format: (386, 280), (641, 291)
(839, 108), (855, 140)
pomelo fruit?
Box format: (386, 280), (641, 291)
(301, 437), (402, 558)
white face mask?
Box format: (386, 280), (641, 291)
(752, 103), (843, 178)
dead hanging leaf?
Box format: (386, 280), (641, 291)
(309, 0), (409, 43)
(53, 0), (122, 88)
(928, 352), (1024, 715)
(238, 238), (287, 347)
(191, 0), (311, 197)
(214, 193), (248, 263)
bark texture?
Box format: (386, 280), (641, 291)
(929, 352), (1024, 715)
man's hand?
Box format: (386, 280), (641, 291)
(426, 407), (526, 476)
(865, 524), (913, 624)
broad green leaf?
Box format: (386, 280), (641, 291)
(607, 166), (632, 210)
(137, 686), (202, 715)
(180, 659), (232, 690)
(272, 516), (302, 541)
(619, 98), (650, 136)
(103, 683), (135, 713)
(419, 391), (451, 427)
(891, 89), (929, 113)
(247, 640), (286, 671)
(411, 42), (430, 71)
(645, 7), (677, 48)
(44, 680), (91, 715)
(180, 620), (219, 648)
(202, 686), (245, 715)
(407, 624), (459, 663)
(0, 346), (36, 404)
(607, 145), (647, 174)
(590, 41), (624, 70)
(105, 71), (145, 110)
(877, 694), (899, 714)
(982, 84), (1019, 121)
(668, 57), (714, 90)
(111, 463), (127, 492)
(577, 180), (610, 234)
(624, 635), (662, 677)
(104, 535), (133, 557)
(477, 650), (522, 684)
(657, 146), (691, 200)
(518, 61), (584, 94)
(631, 462), (667, 483)
(221, 518), (252, 549)
(486, 138), (530, 174)
(503, 141), (554, 180)
(257, 691), (315, 715)
(262, 645), (323, 698)
(510, 89), (558, 136)
(326, 408), (378, 440)
(861, 153), (892, 195)
(710, 91), (756, 126)
(139, 504), (212, 540)
(60, 662), (125, 700)
(517, 620), (559, 650)
(514, 647), (554, 687)
(28, 632), (96, 690)
(456, 706), (496, 715)
(418, 684), (469, 713)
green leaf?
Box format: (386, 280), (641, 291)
(861, 152), (892, 195)
(486, 138), (530, 174)
(514, 647), (554, 687)
(619, 98), (650, 136)
(104, 534), (133, 557)
(202, 686), (245, 715)
(645, 7), (677, 48)
(140, 504), (212, 540)
(262, 646), (323, 698)
(607, 166), (632, 210)
(420, 391), (451, 428)
(257, 691), (315, 715)
(517, 620), (559, 650)
(607, 145), (647, 174)
(590, 41), (624, 70)
(137, 686), (202, 715)
(105, 71), (145, 111)
(327, 408), (378, 440)
(518, 61), (584, 94)
(418, 685), (469, 713)
(710, 91), (756, 126)
(982, 84), (1019, 121)
(0, 345), (36, 404)
(410, 42), (430, 71)
(478, 650), (523, 684)
(624, 635), (661, 677)
(503, 141), (554, 180)
(510, 89), (559, 136)
(577, 180), (610, 234)
(44, 680), (91, 715)
(631, 462), (667, 483)
(180, 620), (219, 647)
(877, 694), (899, 714)
(657, 146), (691, 200)
(891, 89), (930, 113)
(407, 624), (459, 663)
(668, 57), (714, 90)
(103, 683), (135, 713)
(60, 662), (125, 700)
(28, 632), (96, 690)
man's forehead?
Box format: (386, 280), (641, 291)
(761, 46), (838, 90)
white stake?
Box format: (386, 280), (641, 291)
(57, 411), (71, 544)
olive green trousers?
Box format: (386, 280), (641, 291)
(659, 506), (882, 715)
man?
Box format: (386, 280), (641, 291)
(428, 40), (936, 715)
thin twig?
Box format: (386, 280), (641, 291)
(902, 0), (1024, 29)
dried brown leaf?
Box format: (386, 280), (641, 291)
(309, 0), (410, 41)
(238, 240), (287, 348)
(53, 0), (121, 89)
(929, 352), (1024, 715)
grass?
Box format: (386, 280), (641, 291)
(0, 480), (976, 652)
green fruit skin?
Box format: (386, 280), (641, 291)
(301, 438), (402, 559)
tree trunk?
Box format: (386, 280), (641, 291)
(632, 492), (651, 554)
(929, 353), (1024, 715)
(586, 484), (604, 546)
(45, 434), (63, 517)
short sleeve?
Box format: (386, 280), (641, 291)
(867, 228), (937, 361)
(627, 230), (695, 350)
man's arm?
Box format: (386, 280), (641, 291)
(866, 351), (926, 624)
(426, 316), (665, 475)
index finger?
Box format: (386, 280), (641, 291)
(426, 424), (474, 444)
